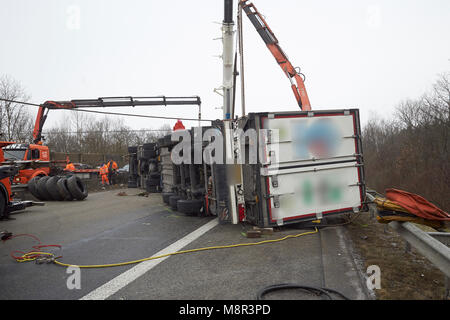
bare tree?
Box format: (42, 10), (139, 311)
(363, 72), (450, 212)
(0, 75), (34, 142)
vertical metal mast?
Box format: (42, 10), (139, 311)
(220, 0), (239, 224)
(222, 0), (235, 120)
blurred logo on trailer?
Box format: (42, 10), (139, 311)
(291, 118), (340, 159)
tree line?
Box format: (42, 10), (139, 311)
(362, 72), (449, 211)
(43, 112), (171, 155)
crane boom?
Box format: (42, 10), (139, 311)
(239, 0), (311, 111)
(33, 96), (201, 143)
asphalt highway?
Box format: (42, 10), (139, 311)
(0, 189), (369, 300)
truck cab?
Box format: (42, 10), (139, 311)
(1, 141), (43, 218)
(3, 143), (50, 184)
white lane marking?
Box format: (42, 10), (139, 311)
(80, 218), (219, 300)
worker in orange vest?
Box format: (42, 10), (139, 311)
(107, 159), (118, 185)
(64, 161), (75, 171)
(99, 163), (109, 186)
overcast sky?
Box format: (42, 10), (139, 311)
(1, 0), (449, 131)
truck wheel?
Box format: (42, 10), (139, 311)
(128, 146), (138, 154)
(143, 142), (156, 150)
(36, 176), (52, 200)
(149, 171), (160, 178)
(28, 176), (43, 200)
(169, 195), (181, 210)
(177, 199), (203, 216)
(147, 177), (160, 187)
(158, 135), (172, 148)
(127, 180), (138, 188)
(46, 176), (64, 201)
(67, 176), (88, 200)
(146, 185), (158, 193)
(162, 192), (175, 204)
(56, 177), (73, 201)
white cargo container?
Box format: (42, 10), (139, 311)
(237, 109), (366, 227)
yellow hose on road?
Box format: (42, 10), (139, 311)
(18, 228), (318, 269)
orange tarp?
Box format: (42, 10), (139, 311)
(386, 189), (450, 221)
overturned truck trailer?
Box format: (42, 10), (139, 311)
(235, 109), (366, 227)
(133, 108), (366, 227)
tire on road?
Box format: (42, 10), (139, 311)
(56, 177), (73, 201)
(67, 176), (88, 200)
(162, 192), (174, 204)
(168, 195), (181, 210)
(46, 176), (64, 201)
(0, 191), (6, 218)
(28, 176), (42, 200)
(176, 199), (203, 216)
(36, 176), (52, 201)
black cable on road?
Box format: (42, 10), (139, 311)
(256, 283), (351, 300)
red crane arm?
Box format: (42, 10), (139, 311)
(32, 96), (201, 144)
(239, 0), (311, 111)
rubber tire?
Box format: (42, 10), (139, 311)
(128, 146), (138, 153)
(67, 176), (88, 200)
(146, 185), (158, 193)
(147, 177), (160, 186)
(169, 195), (181, 210)
(127, 180), (138, 188)
(139, 149), (157, 160)
(0, 191), (6, 218)
(162, 192), (175, 204)
(56, 177), (73, 201)
(36, 176), (52, 201)
(46, 176), (64, 201)
(149, 172), (160, 179)
(27, 176), (42, 200)
(177, 199), (203, 216)
(158, 135), (172, 148)
(149, 162), (158, 173)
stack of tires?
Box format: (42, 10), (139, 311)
(137, 143), (161, 193)
(28, 175), (88, 201)
(128, 146), (139, 188)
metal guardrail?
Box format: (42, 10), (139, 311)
(388, 222), (450, 278)
(366, 192), (450, 299)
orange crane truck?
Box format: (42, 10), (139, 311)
(0, 141), (44, 219)
(4, 96), (201, 185)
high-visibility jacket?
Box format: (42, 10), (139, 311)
(107, 161), (118, 171)
(65, 163), (75, 171)
(99, 165), (109, 175)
